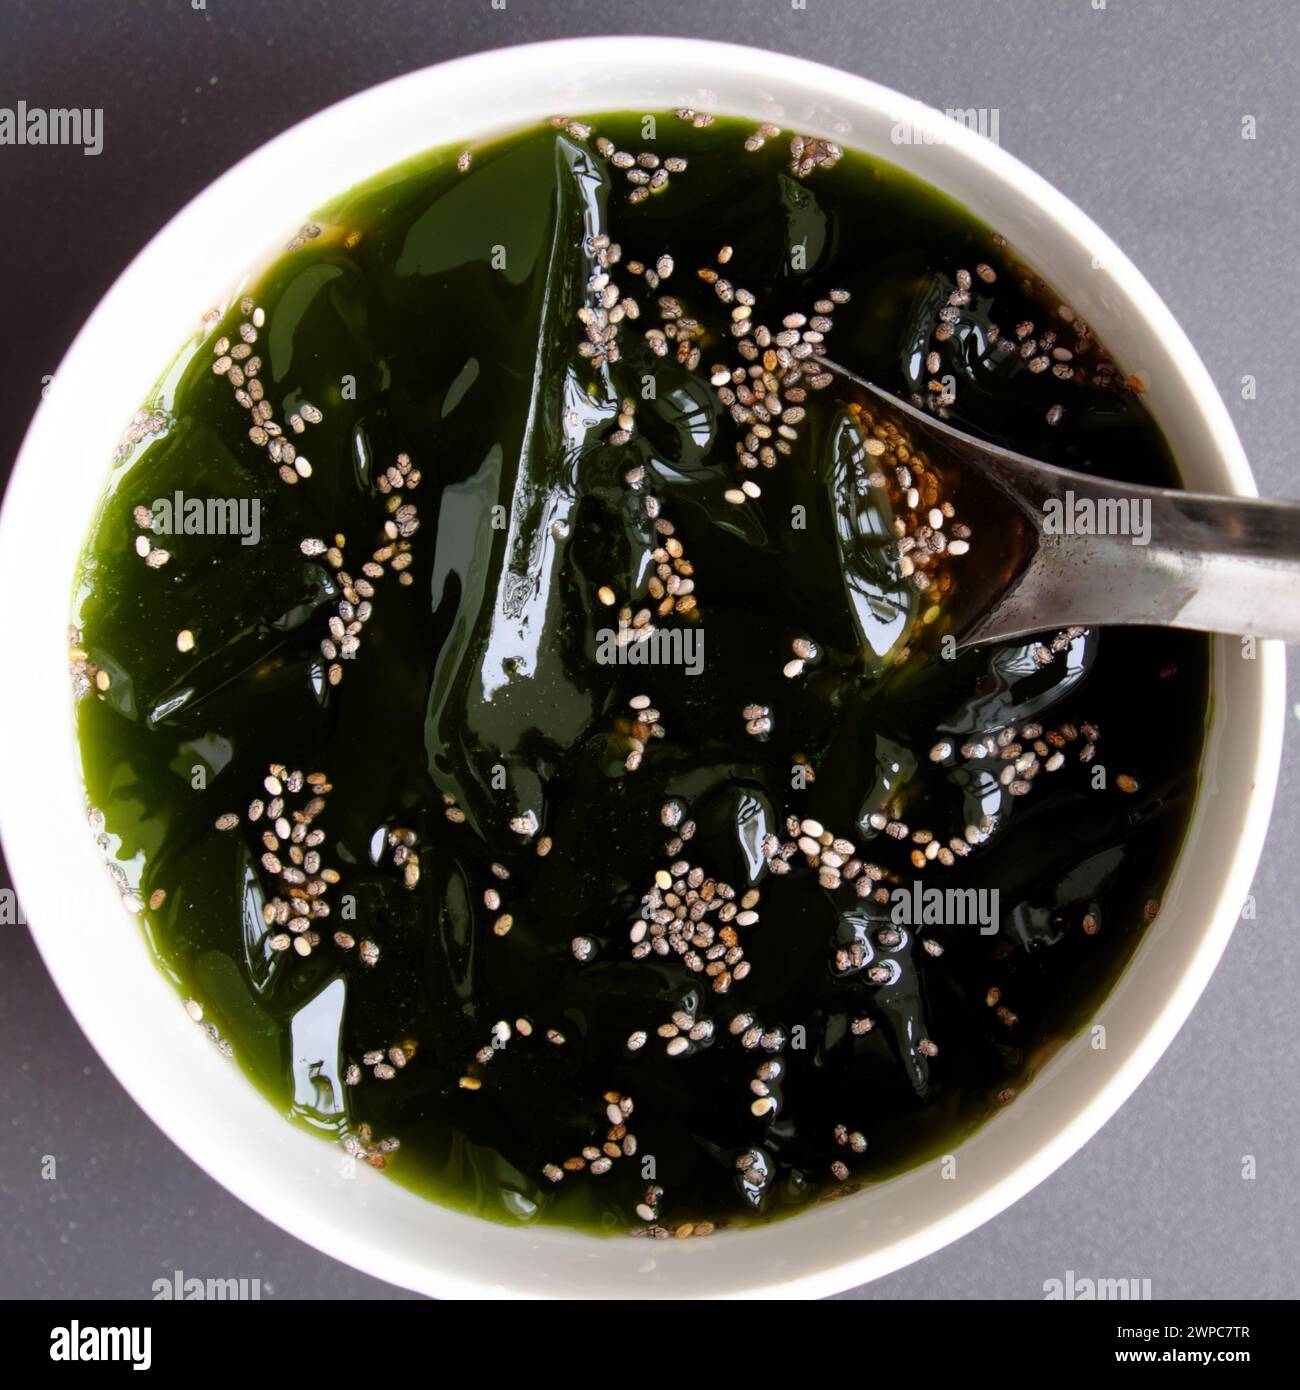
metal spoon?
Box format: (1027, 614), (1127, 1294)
(820, 360), (1300, 649)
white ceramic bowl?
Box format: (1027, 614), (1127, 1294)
(0, 37), (1284, 1299)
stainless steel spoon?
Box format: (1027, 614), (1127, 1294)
(820, 359), (1300, 649)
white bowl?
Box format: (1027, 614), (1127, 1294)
(0, 37), (1284, 1299)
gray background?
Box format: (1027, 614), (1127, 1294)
(0, 0), (1296, 1300)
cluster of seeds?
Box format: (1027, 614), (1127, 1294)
(921, 264), (998, 412)
(633, 1183), (666, 1225)
(741, 701), (772, 739)
(1005, 312), (1095, 388)
(783, 635), (820, 680)
(608, 393), (637, 446)
(1043, 302), (1127, 390)
(595, 491), (699, 637)
(182, 998), (234, 1058)
(624, 250), (675, 294)
(773, 713), (1117, 884)
(374, 449), (422, 504)
(645, 515), (698, 617)
(591, 134), (689, 204)
(341, 1123), (400, 1169)
(673, 107), (715, 129)
(631, 860), (760, 994)
(299, 469), (418, 685)
(945, 716), (1103, 803)
(298, 534), (374, 687)
(834, 937), (870, 977)
(85, 805), (153, 917)
(632, 1214), (720, 1240)
(742, 121), (783, 152)
(464, 1017), (532, 1084)
(747, 1054), (785, 1119)
(110, 407), (168, 466)
(788, 133), (843, 178)
(542, 1092), (637, 1181)
(935, 239), (1130, 425)
(621, 692), (667, 774)
(386, 827), (421, 890)
(480, 859), (527, 939)
(734, 1147), (774, 1201)
(833, 918), (938, 978)
(475, 871), (512, 939)
(67, 625), (113, 700)
(984, 985), (1020, 1031)
(763, 816), (888, 894)
(658, 797), (697, 857)
(888, 811), (987, 874)
(1032, 624), (1087, 667)
(130, 504), (170, 568)
(285, 221), (323, 253)
(728, 1012), (787, 1059)
(641, 292), (702, 371)
(577, 233), (635, 370)
(695, 248), (849, 492)
(346, 1041), (415, 1086)
(548, 115), (693, 202)
(833, 1123), (870, 1158)
(211, 297), (325, 486)
(214, 764), (374, 963)
(641, 1007), (716, 1059)
(846, 398), (972, 600)
(598, 589), (657, 654)
(989, 232), (1126, 392)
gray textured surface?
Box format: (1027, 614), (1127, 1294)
(0, 0), (1296, 1300)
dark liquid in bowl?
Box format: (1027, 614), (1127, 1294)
(73, 113), (1210, 1234)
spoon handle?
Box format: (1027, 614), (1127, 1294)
(967, 465), (1300, 646)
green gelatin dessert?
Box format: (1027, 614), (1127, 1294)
(71, 112), (1210, 1236)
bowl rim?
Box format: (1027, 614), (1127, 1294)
(0, 35), (1285, 1299)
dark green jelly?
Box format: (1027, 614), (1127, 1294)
(74, 113), (1211, 1235)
